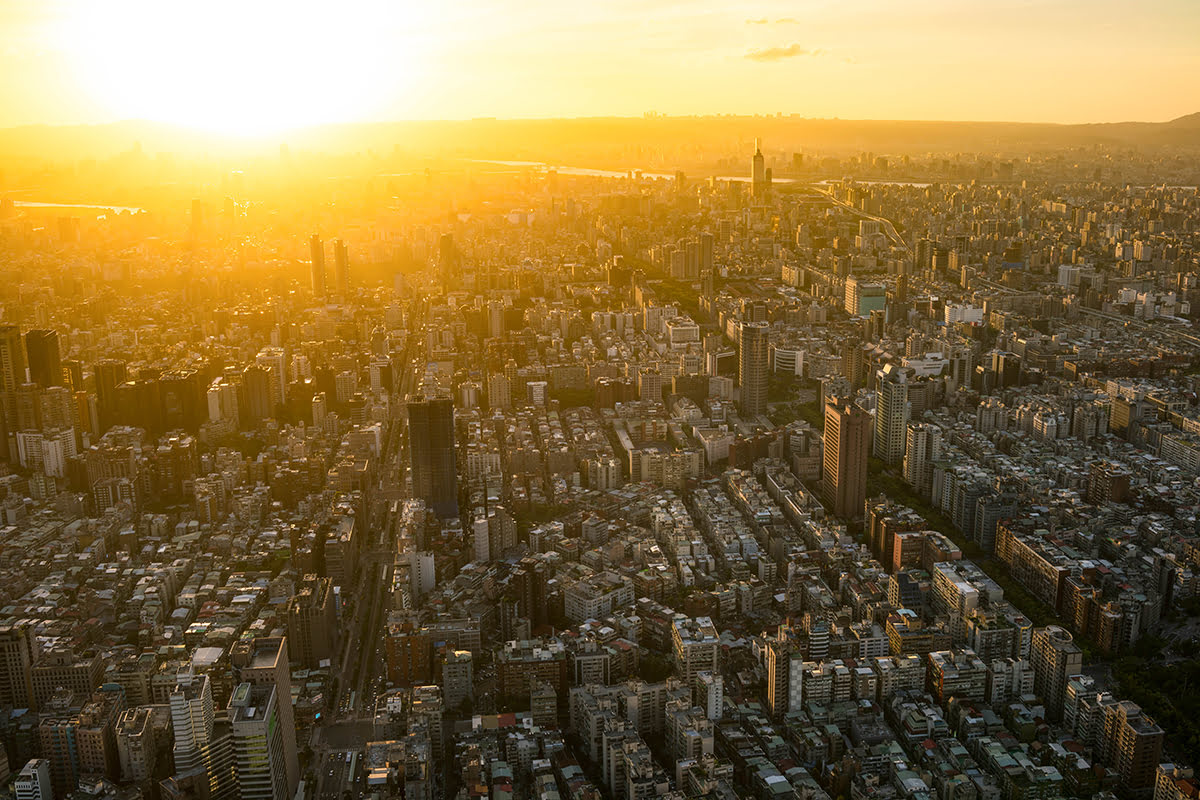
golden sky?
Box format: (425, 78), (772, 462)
(1, 0), (1198, 134)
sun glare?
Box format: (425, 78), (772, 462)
(61, 0), (424, 136)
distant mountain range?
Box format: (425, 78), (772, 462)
(0, 113), (1197, 162)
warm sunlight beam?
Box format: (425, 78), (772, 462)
(59, 0), (426, 136)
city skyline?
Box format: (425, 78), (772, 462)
(0, 3), (1198, 799)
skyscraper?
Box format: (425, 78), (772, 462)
(309, 233), (325, 297)
(408, 391), (459, 518)
(822, 397), (870, 520)
(24, 330), (61, 388)
(0, 324), (27, 437)
(751, 139), (767, 199)
(94, 359), (128, 434)
(874, 364), (910, 465)
(332, 238), (349, 295)
(229, 637), (299, 799)
(738, 321), (769, 419)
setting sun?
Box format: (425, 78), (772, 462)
(57, 0), (425, 135)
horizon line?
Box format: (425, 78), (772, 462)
(0, 110), (1195, 139)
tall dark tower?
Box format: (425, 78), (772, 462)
(738, 321), (769, 418)
(407, 390), (458, 518)
(332, 239), (349, 296)
(0, 325), (26, 436)
(822, 397), (870, 521)
(25, 330), (62, 388)
(751, 138), (767, 199)
(309, 234), (326, 297)
(93, 359), (127, 434)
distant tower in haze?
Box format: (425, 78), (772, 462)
(309, 234), (325, 297)
(738, 321), (769, 418)
(439, 233), (458, 292)
(332, 239), (349, 296)
(751, 138), (767, 199)
(407, 389), (459, 518)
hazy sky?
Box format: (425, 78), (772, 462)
(1, 0), (1198, 133)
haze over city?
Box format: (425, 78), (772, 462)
(0, 4), (1198, 800)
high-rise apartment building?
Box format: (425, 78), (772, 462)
(1102, 701), (1164, 792)
(1031, 626), (1083, 722)
(407, 391), (458, 518)
(672, 617), (719, 684)
(903, 422), (943, 495)
(765, 637), (804, 718)
(169, 670), (236, 800)
(737, 321), (769, 418)
(286, 575), (339, 669)
(822, 398), (871, 520)
(874, 364), (910, 465)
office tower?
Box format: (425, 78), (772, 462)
(903, 423), (943, 496)
(0, 324), (27, 436)
(765, 638), (804, 718)
(1030, 626), (1083, 722)
(61, 360), (83, 392)
(228, 682), (290, 800)
(738, 321), (769, 418)
(94, 359), (127, 433)
(407, 391), (459, 518)
(874, 364), (910, 465)
(822, 398), (870, 520)
(24, 330), (61, 388)
(229, 638), (299, 799)
(286, 575), (339, 669)
(14, 759), (51, 800)
(309, 233), (325, 297)
(332, 238), (349, 295)
(0, 622), (38, 710)
(751, 139), (767, 199)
